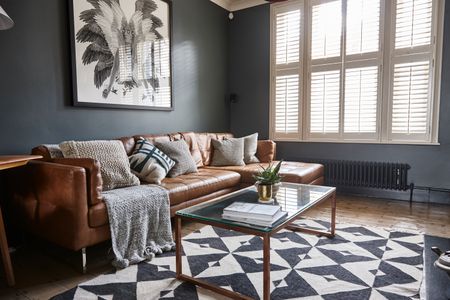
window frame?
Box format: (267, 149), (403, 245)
(269, 0), (445, 145)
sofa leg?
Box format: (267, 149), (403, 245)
(81, 248), (87, 274)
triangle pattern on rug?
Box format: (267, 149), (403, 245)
(52, 220), (423, 300)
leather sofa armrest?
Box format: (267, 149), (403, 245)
(256, 140), (276, 163)
(3, 160), (93, 250)
(51, 158), (103, 206)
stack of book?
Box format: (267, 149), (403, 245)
(222, 202), (287, 227)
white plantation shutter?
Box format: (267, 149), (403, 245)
(344, 66), (379, 134)
(391, 60), (431, 135)
(346, 0), (381, 56)
(275, 75), (300, 133)
(395, 0), (433, 49)
(342, 0), (381, 139)
(308, 0), (343, 138)
(272, 1), (303, 139)
(310, 70), (340, 133)
(269, 0), (442, 144)
(276, 10), (301, 65)
(311, 0), (342, 60)
(389, 0), (436, 142)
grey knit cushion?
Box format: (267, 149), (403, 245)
(60, 140), (140, 191)
(155, 140), (198, 178)
(242, 133), (260, 164)
(210, 138), (245, 166)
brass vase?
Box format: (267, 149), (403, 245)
(257, 183), (273, 201)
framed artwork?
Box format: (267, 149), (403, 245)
(69, 0), (173, 110)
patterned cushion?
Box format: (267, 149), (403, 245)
(210, 138), (245, 166)
(129, 139), (175, 184)
(155, 140), (198, 178)
(60, 140), (140, 191)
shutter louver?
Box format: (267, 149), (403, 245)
(276, 10), (301, 65)
(275, 75), (300, 134)
(395, 0), (433, 49)
(311, 0), (342, 60)
(391, 61), (430, 134)
(346, 0), (380, 55)
(310, 70), (340, 133)
(344, 66), (378, 133)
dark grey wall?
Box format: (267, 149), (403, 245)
(229, 4), (450, 203)
(229, 5), (270, 138)
(0, 0), (229, 155)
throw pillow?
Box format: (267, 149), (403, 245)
(242, 133), (260, 164)
(210, 138), (245, 166)
(155, 140), (198, 178)
(129, 138), (175, 184)
(60, 140), (140, 191)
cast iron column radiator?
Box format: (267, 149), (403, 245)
(303, 159), (414, 202)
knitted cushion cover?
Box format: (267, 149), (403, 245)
(60, 140), (140, 191)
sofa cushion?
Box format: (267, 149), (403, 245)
(206, 161), (324, 184)
(170, 132), (204, 167)
(60, 140), (140, 191)
(129, 138), (175, 184)
(118, 136), (136, 156)
(256, 140), (276, 163)
(160, 168), (241, 206)
(155, 140), (198, 178)
(211, 138), (245, 166)
(88, 168), (241, 227)
(242, 133), (260, 164)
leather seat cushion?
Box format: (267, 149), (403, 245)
(88, 168), (241, 228)
(206, 161), (324, 184)
(160, 168), (241, 205)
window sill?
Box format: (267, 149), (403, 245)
(272, 138), (440, 146)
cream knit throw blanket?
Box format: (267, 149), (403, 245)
(102, 185), (175, 268)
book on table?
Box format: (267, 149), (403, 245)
(222, 202), (288, 227)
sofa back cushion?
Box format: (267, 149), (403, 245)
(118, 136), (136, 156)
(256, 140), (276, 162)
(32, 132), (237, 167)
(195, 133), (233, 166)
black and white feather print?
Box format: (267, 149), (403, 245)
(76, 0), (164, 100)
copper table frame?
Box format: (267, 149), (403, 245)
(175, 189), (336, 300)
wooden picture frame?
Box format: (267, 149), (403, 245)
(69, 0), (173, 110)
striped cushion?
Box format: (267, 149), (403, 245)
(129, 138), (175, 184)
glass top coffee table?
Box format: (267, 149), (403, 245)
(175, 182), (336, 300)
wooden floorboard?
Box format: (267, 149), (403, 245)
(0, 195), (448, 299)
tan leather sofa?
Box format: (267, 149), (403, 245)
(4, 132), (323, 253)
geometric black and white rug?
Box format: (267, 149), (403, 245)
(53, 219), (424, 299)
